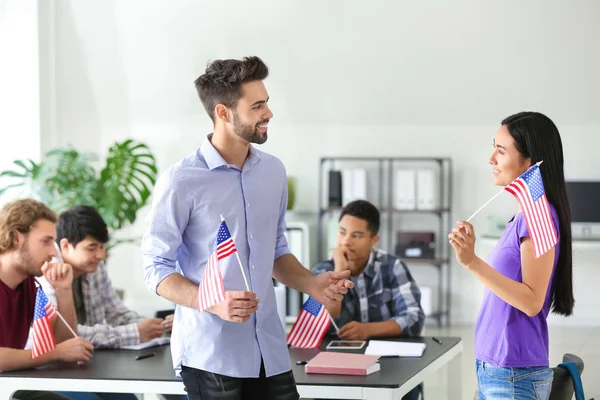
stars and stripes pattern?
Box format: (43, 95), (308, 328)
(31, 286), (57, 358)
(287, 296), (331, 348)
(197, 220), (238, 312)
(504, 163), (558, 258)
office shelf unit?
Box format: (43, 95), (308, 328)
(317, 157), (453, 327)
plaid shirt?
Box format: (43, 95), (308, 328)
(37, 253), (145, 348)
(312, 248), (425, 336)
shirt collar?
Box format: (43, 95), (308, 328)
(361, 249), (379, 278)
(200, 134), (227, 170)
(200, 134), (262, 171)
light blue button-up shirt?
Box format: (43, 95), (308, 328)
(142, 135), (291, 378)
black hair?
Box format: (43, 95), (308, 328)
(502, 111), (573, 316)
(339, 200), (380, 236)
(56, 205), (109, 246)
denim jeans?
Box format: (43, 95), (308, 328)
(476, 359), (554, 400)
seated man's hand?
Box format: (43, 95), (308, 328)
(42, 261), (73, 291)
(137, 318), (166, 342)
(338, 321), (370, 341)
(55, 337), (94, 365)
(162, 314), (174, 331)
(206, 291), (259, 323)
(333, 245), (350, 272)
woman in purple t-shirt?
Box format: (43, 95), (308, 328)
(448, 112), (574, 400)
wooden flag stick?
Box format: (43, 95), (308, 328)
(220, 214), (250, 292)
(56, 310), (78, 338)
(465, 161), (543, 222)
(328, 313), (340, 334)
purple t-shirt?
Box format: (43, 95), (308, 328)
(474, 205), (560, 368)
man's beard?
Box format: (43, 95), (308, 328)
(15, 239), (44, 277)
(233, 112), (268, 145)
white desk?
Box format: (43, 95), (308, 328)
(0, 337), (462, 400)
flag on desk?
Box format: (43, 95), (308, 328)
(197, 220), (238, 312)
(504, 162), (558, 258)
(31, 286), (57, 358)
(287, 296), (331, 348)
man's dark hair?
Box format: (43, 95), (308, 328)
(339, 200), (380, 236)
(56, 206), (109, 246)
(194, 56), (269, 122)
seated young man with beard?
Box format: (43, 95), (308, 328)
(0, 199), (93, 400)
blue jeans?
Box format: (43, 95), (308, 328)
(476, 359), (554, 399)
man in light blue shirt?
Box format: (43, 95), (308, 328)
(142, 56), (353, 400)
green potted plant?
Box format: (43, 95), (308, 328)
(287, 176), (297, 211)
(0, 139), (158, 250)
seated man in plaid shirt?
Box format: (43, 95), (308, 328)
(312, 200), (425, 400)
(37, 206), (172, 349)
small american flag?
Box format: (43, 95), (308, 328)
(197, 220), (238, 312)
(287, 296), (331, 348)
(31, 287), (57, 358)
(504, 163), (558, 258)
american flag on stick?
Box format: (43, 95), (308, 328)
(287, 296), (331, 348)
(31, 286), (57, 358)
(197, 219), (239, 312)
(504, 161), (558, 258)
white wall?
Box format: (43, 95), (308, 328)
(39, 0), (600, 323)
(0, 0), (41, 203)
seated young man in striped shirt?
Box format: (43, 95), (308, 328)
(37, 205), (170, 351)
(313, 200), (425, 400)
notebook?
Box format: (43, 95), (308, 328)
(364, 340), (426, 357)
(305, 351), (381, 376)
(120, 336), (170, 350)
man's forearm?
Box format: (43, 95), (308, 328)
(156, 273), (198, 309)
(365, 320), (402, 338)
(0, 347), (56, 373)
(54, 288), (78, 343)
(78, 322), (141, 348)
(323, 279), (344, 317)
(324, 300), (342, 318)
(273, 254), (314, 295)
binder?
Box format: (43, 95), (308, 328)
(342, 168), (367, 205)
(328, 171), (343, 207)
(394, 169), (416, 210)
(416, 168), (438, 210)
(342, 169), (354, 206)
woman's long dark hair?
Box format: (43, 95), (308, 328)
(501, 112), (574, 316)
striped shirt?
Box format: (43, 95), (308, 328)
(37, 250), (144, 348)
(313, 248), (425, 336)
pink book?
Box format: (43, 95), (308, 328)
(305, 351), (381, 376)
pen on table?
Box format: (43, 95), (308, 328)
(295, 360), (308, 365)
(135, 353), (155, 361)
(432, 337), (443, 345)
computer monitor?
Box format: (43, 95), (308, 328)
(565, 181), (600, 223)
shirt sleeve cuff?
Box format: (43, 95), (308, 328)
(145, 265), (178, 295)
(393, 316), (410, 333)
(274, 245), (292, 260)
